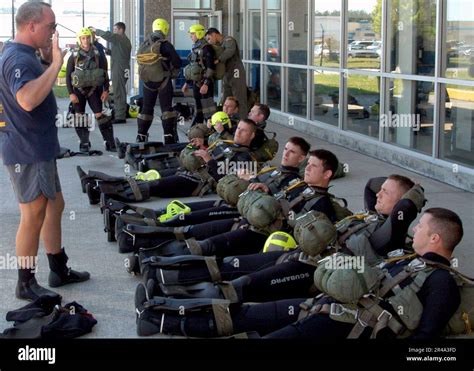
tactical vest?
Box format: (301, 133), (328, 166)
(253, 166), (300, 195)
(70, 47), (105, 89)
(137, 38), (174, 83)
(185, 41), (225, 81)
(282, 184), (352, 223)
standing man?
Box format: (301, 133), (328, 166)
(91, 22), (131, 124)
(205, 28), (248, 117)
(0, 2), (89, 301)
(182, 24), (216, 127)
(135, 18), (182, 143)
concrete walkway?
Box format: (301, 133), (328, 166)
(0, 98), (472, 338)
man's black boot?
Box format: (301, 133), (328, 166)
(16, 268), (59, 301)
(47, 248), (90, 288)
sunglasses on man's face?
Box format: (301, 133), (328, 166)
(45, 22), (57, 31)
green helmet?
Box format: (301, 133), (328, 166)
(263, 231), (297, 253)
(211, 111), (231, 128)
(189, 24), (206, 40)
(179, 145), (205, 172)
(152, 18), (169, 35)
(187, 123), (211, 140)
(293, 211), (337, 257)
(216, 174), (250, 207)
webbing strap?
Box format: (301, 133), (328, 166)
(211, 301), (233, 336)
(127, 178), (143, 201)
(204, 257), (222, 282)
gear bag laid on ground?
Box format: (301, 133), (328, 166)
(1, 295), (97, 339)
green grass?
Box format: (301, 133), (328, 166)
(314, 72), (379, 96)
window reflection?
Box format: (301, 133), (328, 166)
(444, 0), (474, 80)
(346, 74), (380, 138)
(314, 2), (341, 67)
(385, 79), (435, 155)
(388, 0), (437, 76)
(288, 0), (308, 65)
(313, 71), (339, 126)
(287, 68), (307, 117)
(440, 84), (474, 166)
(267, 66), (281, 110)
(348, 0), (381, 70)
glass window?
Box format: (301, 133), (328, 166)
(173, 0), (211, 9)
(384, 79), (434, 155)
(287, 68), (307, 117)
(287, 0), (308, 65)
(247, 63), (261, 101)
(387, 0), (436, 76)
(346, 73), (380, 138)
(231, 0), (244, 59)
(312, 70), (340, 126)
(313, 1), (341, 68)
(266, 66), (282, 110)
(348, 0), (380, 70)
(440, 84), (474, 167)
(266, 10), (281, 62)
(247, 1), (261, 61)
(444, 0), (474, 81)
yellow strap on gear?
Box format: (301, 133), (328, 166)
(137, 52), (162, 65)
(256, 166), (277, 176)
(383, 253), (417, 264)
(207, 139), (235, 152)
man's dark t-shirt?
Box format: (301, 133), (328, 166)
(0, 42), (60, 165)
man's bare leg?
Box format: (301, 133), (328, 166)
(16, 194), (58, 300)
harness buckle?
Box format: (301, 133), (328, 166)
(377, 309), (393, 322)
(330, 303), (358, 318)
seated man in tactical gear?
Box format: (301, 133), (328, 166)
(67, 28), (116, 153)
(78, 119), (259, 205)
(135, 207), (463, 339)
(115, 137), (310, 251)
(124, 149), (339, 268)
(142, 174), (424, 307)
(135, 18), (182, 144)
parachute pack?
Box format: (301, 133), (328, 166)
(137, 38), (179, 83)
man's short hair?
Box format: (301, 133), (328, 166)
(387, 174), (415, 194)
(16, 2), (51, 29)
(309, 149), (339, 179)
(425, 208), (463, 252)
(288, 137), (310, 156)
(114, 22), (126, 31)
(240, 119), (257, 133)
(205, 27), (221, 36)
(225, 96), (240, 109)
(254, 104), (270, 121)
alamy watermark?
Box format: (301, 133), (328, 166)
(323, 254), (365, 273)
(380, 112), (421, 131)
(55, 111), (96, 131)
(217, 159), (259, 177)
(0, 253), (38, 271)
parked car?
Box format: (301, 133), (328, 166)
(348, 40), (380, 58)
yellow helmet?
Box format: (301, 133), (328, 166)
(263, 231), (297, 253)
(152, 18), (169, 36)
(135, 169), (161, 181)
(76, 27), (93, 45)
(211, 111), (231, 128)
(128, 104), (140, 118)
(189, 24), (206, 40)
